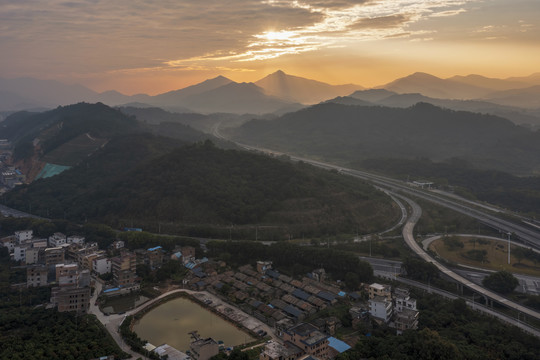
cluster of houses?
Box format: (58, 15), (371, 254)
(0, 140), (25, 190)
(0, 229), (203, 313)
(175, 261), (418, 360)
(2, 228), (419, 359)
(367, 283), (419, 334)
(1, 230), (94, 313)
(185, 262), (350, 328)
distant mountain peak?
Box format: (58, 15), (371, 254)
(211, 75), (231, 81)
(255, 71), (362, 104)
(407, 72), (442, 80)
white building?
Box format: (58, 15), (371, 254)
(394, 288), (417, 312)
(15, 230), (33, 244)
(67, 235), (85, 245)
(369, 296), (393, 323)
(48, 233), (67, 247)
(13, 244), (29, 262)
(111, 240), (125, 249)
(93, 256), (112, 275)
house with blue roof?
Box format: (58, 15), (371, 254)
(283, 304), (304, 320)
(147, 246), (164, 270)
(327, 336), (351, 357)
(292, 288), (311, 302)
(316, 291), (337, 304)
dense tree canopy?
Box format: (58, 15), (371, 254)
(207, 240), (373, 282)
(231, 102), (540, 174)
(482, 270), (519, 294)
(6, 138), (397, 238)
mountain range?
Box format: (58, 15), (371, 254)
(328, 89), (540, 126)
(230, 102), (540, 174)
(0, 71), (361, 115)
(0, 103), (397, 236)
(1, 71), (539, 115)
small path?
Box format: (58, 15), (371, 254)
(89, 280), (150, 359)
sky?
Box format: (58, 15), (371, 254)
(1, 0), (539, 95)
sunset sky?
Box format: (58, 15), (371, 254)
(1, 0), (539, 95)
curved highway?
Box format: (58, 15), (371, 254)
(396, 193), (540, 322)
(213, 123), (540, 321)
(212, 123), (540, 251)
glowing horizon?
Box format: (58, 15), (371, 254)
(1, 0), (538, 95)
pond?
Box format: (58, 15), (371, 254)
(133, 297), (255, 352)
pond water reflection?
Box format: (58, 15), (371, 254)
(133, 297), (254, 352)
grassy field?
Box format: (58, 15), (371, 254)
(430, 236), (540, 277)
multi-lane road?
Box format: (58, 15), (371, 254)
(211, 125), (540, 322)
(241, 144), (540, 251)
(397, 194), (540, 321)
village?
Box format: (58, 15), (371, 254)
(1, 228), (420, 360)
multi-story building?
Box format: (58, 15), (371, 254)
(111, 240), (125, 249)
(0, 235), (16, 252)
(13, 244), (29, 262)
(27, 265), (48, 287)
(394, 288), (417, 312)
(24, 247), (40, 265)
(282, 323), (330, 359)
(80, 252), (100, 270)
(369, 296), (393, 323)
(30, 238), (48, 249)
(112, 251), (137, 287)
(48, 233), (67, 247)
(93, 256), (111, 275)
(45, 247), (65, 266)
(393, 288), (418, 333)
(56, 263), (80, 287)
(15, 230), (33, 243)
(147, 246), (164, 270)
(394, 308), (419, 333)
(50, 286), (91, 314)
(181, 246), (196, 264)
(189, 337), (219, 360)
(368, 283), (391, 300)
(260, 341), (303, 360)
(67, 235), (85, 245)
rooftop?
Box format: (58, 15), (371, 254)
(327, 337), (351, 353)
(370, 283), (385, 290)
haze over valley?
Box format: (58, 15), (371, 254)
(1, 1), (540, 360)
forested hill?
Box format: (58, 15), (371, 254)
(1, 102), (234, 181)
(230, 102), (540, 174)
(5, 139), (398, 239)
(4, 102), (139, 163)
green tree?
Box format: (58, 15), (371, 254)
(344, 272), (360, 291)
(403, 257), (438, 282)
(482, 270), (519, 294)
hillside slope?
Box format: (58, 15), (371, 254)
(5, 139), (398, 239)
